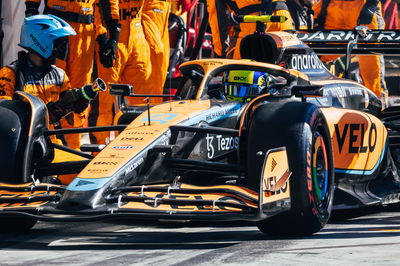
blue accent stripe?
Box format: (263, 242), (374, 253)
(67, 177), (112, 191)
(334, 143), (387, 176)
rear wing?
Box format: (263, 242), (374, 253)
(295, 30), (400, 55)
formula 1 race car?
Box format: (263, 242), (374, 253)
(2, 20), (400, 236)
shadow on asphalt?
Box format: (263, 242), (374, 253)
(1, 205), (400, 251)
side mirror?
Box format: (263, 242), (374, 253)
(354, 26), (370, 39)
(109, 84), (134, 96)
(292, 85), (323, 99)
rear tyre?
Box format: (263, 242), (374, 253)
(246, 103), (334, 236)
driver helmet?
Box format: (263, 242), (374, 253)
(223, 70), (270, 102)
(19, 14), (76, 60)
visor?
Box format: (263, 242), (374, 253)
(225, 83), (260, 99)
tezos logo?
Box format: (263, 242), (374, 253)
(206, 134), (239, 159)
(112, 145), (134, 150)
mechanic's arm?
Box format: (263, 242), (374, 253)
(95, 0), (121, 68)
(47, 77), (98, 124)
(0, 67), (17, 100)
(25, 0), (41, 17)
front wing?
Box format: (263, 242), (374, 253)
(0, 149), (291, 222)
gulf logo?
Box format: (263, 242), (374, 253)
(112, 145), (134, 150)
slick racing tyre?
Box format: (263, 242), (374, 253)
(0, 216), (37, 232)
(246, 102), (334, 236)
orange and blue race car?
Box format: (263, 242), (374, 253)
(1, 18), (400, 236)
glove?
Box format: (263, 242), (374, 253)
(25, 1), (40, 17)
(97, 34), (117, 68)
(97, 20), (121, 68)
(47, 101), (68, 124)
(357, 0), (379, 25)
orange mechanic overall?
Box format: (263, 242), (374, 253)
(313, 0), (387, 98)
(89, 0), (152, 145)
(206, 0), (295, 58)
(142, 0), (172, 102)
(25, 0), (120, 149)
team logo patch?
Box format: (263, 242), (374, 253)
(112, 145), (134, 150)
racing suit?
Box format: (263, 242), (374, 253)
(0, 52), (96, 137)
(89, 0), (152, 145)
(25, 0), (120, 149)
(313, 0), (387, 98)
(142, 0), (171, 102)
(206, 0), (295, 59)
(0, 52), (98, 184)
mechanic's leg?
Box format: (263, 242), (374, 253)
(57, 23), (95, 149)
(359, 7), (387, 99)
(89, 42), (127, 144)
(359, 55), (387, 98)
(142, 0), (171, 103)
(123, 23), (152, 105)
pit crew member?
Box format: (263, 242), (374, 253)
(25, 0), (120, 149)
(206, 0), (295, 59)
(313, 0), (387, 100)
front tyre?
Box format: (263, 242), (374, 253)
(246, 103), (334, 235)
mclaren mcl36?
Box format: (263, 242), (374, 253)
(1, 28), (400, 236)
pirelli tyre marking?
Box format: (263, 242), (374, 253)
(261, 148), (291, 205)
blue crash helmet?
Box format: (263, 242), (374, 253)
(223, 70), (270, 102)
(19, 14), (76, 59)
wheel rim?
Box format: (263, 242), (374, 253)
(312, 133), (329, 202)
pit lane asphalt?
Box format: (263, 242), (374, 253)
(1, 206), (400, 265)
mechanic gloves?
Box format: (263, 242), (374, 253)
(47, 85), (98, 124)
(25, 1), (40, 17)
(97, 19), (121, 68)
(357, 0), (380, 25)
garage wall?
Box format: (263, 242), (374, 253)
(1, 0), (43, 66)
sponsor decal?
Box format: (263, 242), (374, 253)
(296, 30), (400, 42)
(203, 61), (224, 66)
(125, 130), (155, 135)
(125, 157), (145, 176)
(334, 123), (377, 154)
(205, 105), (240, 121)
(53, 5), (66, 10)
(112, 145), (134, 150)
(120, 137), (144, 141)
(93, 161), (118, 166)
(98, 154), (124, 159)
(87, 169), (108, 173)
(206, 134), (239, 159)
(30, 34), (47, 53)
(263, 175), (289, 195)
(291, 54), (324, 70)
